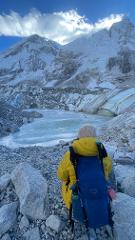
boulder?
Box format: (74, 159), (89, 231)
(0, 174), (10, 192)
(114, 150), (135, 163)
(19, 216), (29, 230)
(114, 165), (135, 197)
(112, 192), (135, 240)
(1, 234), (11, 240)
(46, 215), (64, 233)
(0, 202), (17, 238)
(78, 235), (89, 240)
(23, 227), (40, 240)
(78, 229), (97, 240)
(11, 163), (48, 220)
(128, 138), (135, 151)
(40, 224), (46, 233)
(103, 111), (135, 149)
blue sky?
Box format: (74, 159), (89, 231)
(0, 0), (135, 52)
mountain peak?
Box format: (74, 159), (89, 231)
(110, 17), (135, 33)
(25, 34), (45, 43)
(24, 34), (61, 50)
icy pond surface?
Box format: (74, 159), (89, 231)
(0, 109), (111, 148)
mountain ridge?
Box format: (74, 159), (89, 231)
(0, 18), (135, 89)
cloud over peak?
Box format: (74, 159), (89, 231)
(0, 9), (124, 44)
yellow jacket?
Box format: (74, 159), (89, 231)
(57, 137), (112, 209)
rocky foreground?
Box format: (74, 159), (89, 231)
(0, 92), (135, 239)
(0, 91), (135, 240)
(0, 140), (135, 240)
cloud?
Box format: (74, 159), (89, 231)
(0, 9), (124, 44)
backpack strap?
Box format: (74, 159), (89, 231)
(96, 141), (107, 176)
(68, 146), (77, 233)
(96, 141), (107, 159)
(69, 146), (77, 170)
(69, 146), (76, 233)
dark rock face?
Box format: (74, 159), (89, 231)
(107, 50), (135, 74)
(0, 101), (22, 137)
(0, 101), (43, 137)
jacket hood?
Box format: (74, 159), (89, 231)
(72, 137), (98, 156)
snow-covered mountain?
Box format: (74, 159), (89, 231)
(63, 18), (135, 89)
(0, 18), (135, 89)
(0, 34), (80, 87)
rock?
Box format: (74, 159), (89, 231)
(19, 216), (29, 230)
(11, 163), (48, 220)
(23, 227), (40, 240)
(105, 145), (117, 159)
(22, 118), (28, 124)
(60, 208), (68, 220)
(103, 111), (135, 148)
(114, 165), (135, 197)
(0, 202), (17, 238)
(78, 235), (89, 240)
(1, 234), (11, 240)
(59, 140), (66, 145)
(40, 224), (46, 233)
(112, 192), (135, 240)
(114, 150), (134, 163)
(46, 215), (64, 233)
(0, 174), (10, 191)
(129, 138), (135, 151)
(78, 232), (96, 240)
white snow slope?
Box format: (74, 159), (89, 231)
(0, 18), (135, 89)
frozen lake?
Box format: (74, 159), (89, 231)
(0, 109), (111, 148)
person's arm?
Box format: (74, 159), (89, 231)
(57, 151), (70, 182)
(103, 155), (112, 180)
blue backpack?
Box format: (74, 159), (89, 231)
(69, 142), (113, 231)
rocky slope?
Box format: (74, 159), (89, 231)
(0, 101), (43, 137)
(0, 84), (135, 117)
(0, 139), (134, 240)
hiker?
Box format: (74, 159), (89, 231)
(57, 125), (113, 232)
